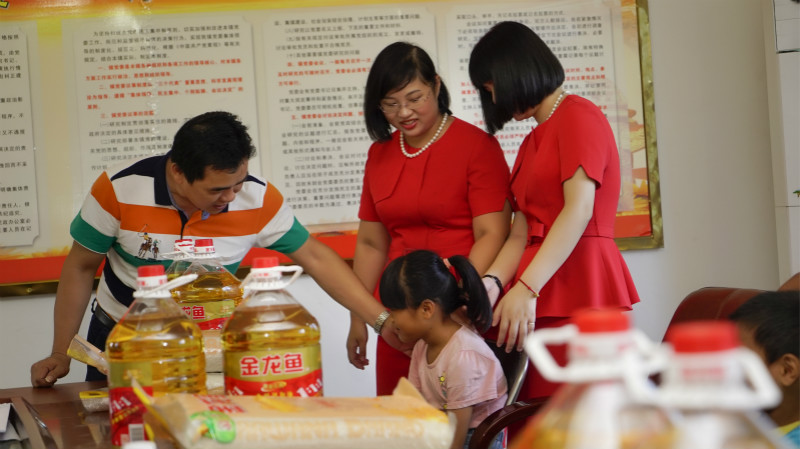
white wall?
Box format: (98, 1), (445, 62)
(0, 0), (784, 390)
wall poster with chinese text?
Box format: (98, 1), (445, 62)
(0, 0), (660, 292)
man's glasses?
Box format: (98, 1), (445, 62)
(379, 91), (433, 115)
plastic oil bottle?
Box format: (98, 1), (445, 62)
(626, 320), (788, 449)
(222, 256), (323, 397)
(163, 238), (194, 280)
(510, 308), (675, 449)
(106, 265), (207, 447)
(170, 238), (243, 330)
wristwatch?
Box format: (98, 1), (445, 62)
(373, 310), (390, 334)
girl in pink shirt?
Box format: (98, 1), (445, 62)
(380, 250), (508, 449)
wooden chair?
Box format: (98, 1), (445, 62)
(468, 341), (546, 449)
(664, 286), (765, 333)
(468, 398), (548, 449)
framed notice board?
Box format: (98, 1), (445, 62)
(0, 0), (661, 295)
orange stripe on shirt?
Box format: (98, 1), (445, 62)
(188, 209), (275, 237)
(90, 172), (122, 221)
(194, 184), (285, 236)
(118, 204), (182, 234)
(117, 183), (285, 237)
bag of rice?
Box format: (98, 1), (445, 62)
(140, 378), (454, 449)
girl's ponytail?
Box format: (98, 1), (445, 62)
(448, 255), (492, 332)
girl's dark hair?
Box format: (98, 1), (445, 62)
(729, 290), (799, 363)
(379, 250), (492, 333)
(469, 21), (565, 134)
(363, 42), (452, 142)
(168, 111), (256, 183)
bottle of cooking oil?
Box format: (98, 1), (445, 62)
(163, 238), (194, 280)
(627, 321), (787, 449)
(170, 238), (243, 330)
(510, 308), (674, 449)
(106, 265), (206, 447)
(222, 256), (323, 397)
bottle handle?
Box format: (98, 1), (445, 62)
(524, 324), (577, 380)
(134, 273), (198, 298)
(275, 265), (304, 287)
(623, 344), (670, 404)
(525, 326), (663, 383)
(625, 346), (782, 409)
(739, 347), (782, 408)
(241, 265), (304, 292)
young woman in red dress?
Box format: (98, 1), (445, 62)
(347, 42), (512, 395)
(469, 21), (641, 401)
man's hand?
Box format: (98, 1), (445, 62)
(30, 353), (70, 387)
(347, 317), (370, 369)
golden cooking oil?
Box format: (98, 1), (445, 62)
(222, 257), (322, 397)
(170, 238), (243, 330)
(107, 265), (206, 447)
(164, 238), (194, 280)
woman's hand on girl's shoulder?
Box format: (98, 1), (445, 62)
(492, 284), (537, 353)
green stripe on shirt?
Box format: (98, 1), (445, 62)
(70, 214), (116, 253)
(269, 218), (310, 254)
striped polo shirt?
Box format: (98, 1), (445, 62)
(70, 154), (309, 320)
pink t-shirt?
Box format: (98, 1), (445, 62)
(408, 326), (508, 428)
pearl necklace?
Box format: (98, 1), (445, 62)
(400, 113), (448, 158)
(543, 90), (570, 123)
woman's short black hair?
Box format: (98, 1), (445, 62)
(168, 111), (256, 183)
(469, 21), (565, 134)
(363, 42), (452, 142)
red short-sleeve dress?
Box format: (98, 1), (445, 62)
(359, 117), (511, 395)
(506, 95), (640, 399)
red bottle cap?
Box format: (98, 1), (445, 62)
(194, 238), (214, 248)
(138, 265), (165, 277)
(252, 257), (280, 269)
(667, 321), (740, 353)
(573, 308), (630, 333)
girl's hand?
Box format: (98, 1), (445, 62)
(492, 283), (537, 352)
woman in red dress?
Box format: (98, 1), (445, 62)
(347, 42), (512, 395)
(469, 21), (641, 401)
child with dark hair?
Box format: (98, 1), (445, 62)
(380, 250), (508, 449)
(730, 290), (800, 447)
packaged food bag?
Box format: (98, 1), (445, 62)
(136, 378), (454, 449)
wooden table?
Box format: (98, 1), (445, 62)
(0, 380), (183, 449)
(0, 381), (110, 448)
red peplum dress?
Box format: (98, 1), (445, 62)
(493, 94), (641, 400)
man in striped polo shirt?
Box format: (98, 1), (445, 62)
(31, 111), (396, 386)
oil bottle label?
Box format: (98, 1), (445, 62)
(224, 345), (323, 397)
(109, 361), (153, 447)
(180, 299), (235, 330)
